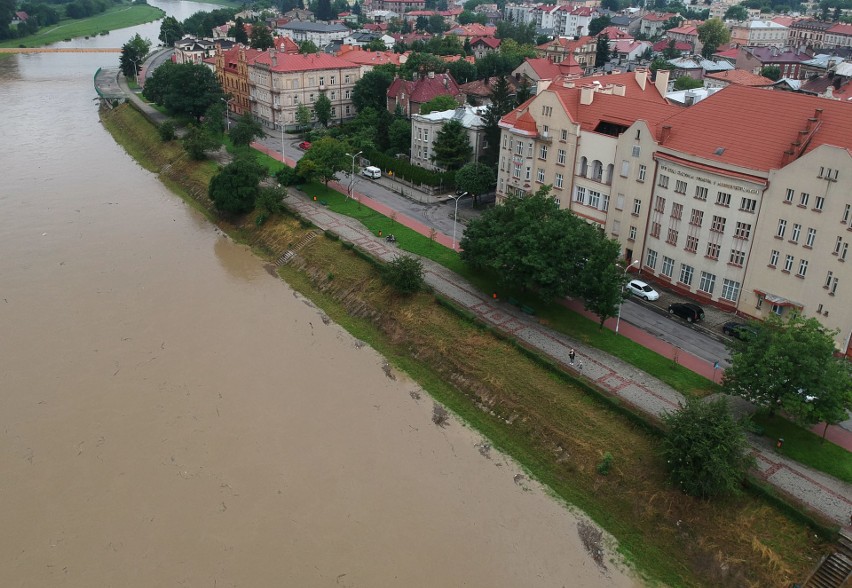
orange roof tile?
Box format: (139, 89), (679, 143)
(252, 51), (360, 72)
(704, 69), (774, 87)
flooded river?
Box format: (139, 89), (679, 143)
(0, 9), (638, 587)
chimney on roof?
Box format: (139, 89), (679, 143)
(443, 76), (448, 88)
(654, 68), (670, 96)
(612, 83), (626, 96)
(270, 48), (277, 67)
(428, 70), (435, 78)
(660, 125), (672, 144)
(635, 67), (648, 90)
(580, 84), (595, 105)
(814, 108), (823, 120)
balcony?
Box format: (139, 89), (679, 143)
(538, 131), (552, 143)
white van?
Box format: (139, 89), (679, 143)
(362, 166), (381, 179)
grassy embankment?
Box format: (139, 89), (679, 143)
(101, 102), (834, 588)
(0, 3), (164, 49)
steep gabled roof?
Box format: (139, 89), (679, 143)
(523, 56), (583, 80)
(471, 36), (501, 49)
(387, 73), (461, 103)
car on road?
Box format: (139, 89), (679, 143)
(668, 302), (705, 323)
(361, 166), (382, 179)
(298, 141), (312, 150)
(722, 321), (757, 340)
(625, 279), (660, 301)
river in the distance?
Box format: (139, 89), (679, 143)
(0, 6), (638, 586)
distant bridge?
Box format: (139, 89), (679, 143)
(0, 47), (121, 53)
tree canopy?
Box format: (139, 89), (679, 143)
(662, 397), (753, 498)
(143, 61), (224, 121)
(352, 69), (395, 112)
(673, 76), (704, 90)
(431, 119), (473, 170)
(250, 24), (274, 50)
(296, 136), (349, 185)
(723, 313), (852, 432)
(209, 156), (266, 214)
(229, 113), (265, 147)
(455, 162), (495, 205)
(724, 4), (749, 20)
(314, 92), (332, 127)
(419, 94), (460, 114)
(760, 65), (781, 81)
(158, 17), (183, 47)
(698, 18), (731, 58)
(119, 34), (151, 81)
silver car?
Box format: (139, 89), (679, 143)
(625, 279), (660, 301)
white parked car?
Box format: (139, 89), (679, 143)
(626, 279), (660, 301)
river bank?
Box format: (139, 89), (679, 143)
(99, 102), (833, 587)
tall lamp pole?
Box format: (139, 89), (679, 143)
(448, 191), (469, 251)
(281, 123), (285, 163)
(345, 151), (362, 199)
(221, 97), (233, 131)
(615, 259), (640, 334)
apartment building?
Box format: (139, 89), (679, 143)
(536, 36), (597, 72)
(730, 20), (790, 48)
(555, 6), (597, 38)
(276, 21), (350, 46)
(247, 50), (361, 130)
(788, 19), (834, 48)
(825, 23), (852, 48)
(410, 105), (486, 170)
(215, 45), (263, 118)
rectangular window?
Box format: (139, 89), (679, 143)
(638, 165), (646, 182)
(612, 220), (621, 235)
(633, 198), (641, 215)
(539, 145), (548, 160)
(525, 166), (531, 180)
(842, 242), (849, 260)
(777, 219), (787, 238)
(345, 75), (351, 84)
(685, 235), (699, 253)
(671, 203), (683, 220)
(800, 192), (810, 207)
(730, 249), (745, 266)
(734, 222), (752, 240)
(620, 160), (629, 177)
(825, 270), (833, 288)
(806, 228), (816, 247)
(784, 254), (794, 272)
(561, 129), (568, 140)
(706, 242), (720, 259)
(330, 75), (336, 85)
(769, 249), (779, 266)
(798, 259), (808, 277)
(740, 197), (757, 212)
(694, 186), (708, 201)
(654, 196), (666, 213)
(785, 188), (795, 203)
(515, 141), (524, 156)
(814, 196), (824, 210)
(650, 222), (661, 238)
(831, 277), (839, 294)
(632, 145), (640, 157)
(675, 180), (687, 194)
(716, 191), (731, 206)
(658, 174), (669, 189)
(536, 168), (545, 183)
(345, 105), (351, 115)
(527, 143), (533, 157)
(555, 173), (564, 189)
(843, 204), (851, 224)
(557, 149), (566, 165)
(588, 191), (601, 208)
(616, 193), (625, 210)
(690, 209), (704, 226)
(601, 194), (609, 211)
(791, 223), (801, 242)
(662, 256), (674, 277)
(666, 228), (679, 246)
(513, 163), (521, 178)
(345, 89), (351, 99)
(711, 215), (726, 233)
(699, 271), (716, 294)
(721, 279), (741, 302)
(646, 249), (658, 269)
(679, 264), (694, 286)
(629, 225), (637, 240)
(574, 186), (586, 203)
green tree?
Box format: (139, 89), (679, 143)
(415, 15), (429, 31)
(316, 0), (333, 20)
(250, 24), (274, 50)
(663, 39), (681, 59)
(431, 119), (472, 170)
(182, 124), (219, 160)
(352, 69), (394, 112)
(662, 397), (753, 498)
(724, 4), (748, 19)
(515, 76), (532, 105)
(143, 61), (223, 121)
(427, 14), (446, 34)
(119, 33), (151, 80)
(419, 94), (459, 114)
(760, 65), (781, 80)
(297, 136), (348, 185)
(299, 40), (319, 54)
(673, 76), (704, 90)
(454, 162), (495, 206)
(296, 103), (312, 136)
(230, 112), (265, 147)
(650, 57), (676, 73)
(204, 101), (226, 136)
(158, 120), (176, 142)
(663, 15), (684, 31)
(480, 76), (514, 166)
(314, 92), (332, 127)
(158, 16), (183, 47)
(367, 38), (387, 51)
(401, 52), (448, 78)
(588, 15), (611, 37)
(229, 17), (248, 44)
(388, 118), (411, 155)
(596, 34), (610, 66)
(448, 59), (478, 84)
(697, 18), (731, 58)
(209, 156), (266, 214)
(723, 313), (852, 428)
(577, 240), (629, 328)
(381, 255), (424, 294)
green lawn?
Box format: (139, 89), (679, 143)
(1, 3), (164, 48)
(753, 413), (852, 484)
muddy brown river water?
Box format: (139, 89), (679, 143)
(0, 27), (640, 588)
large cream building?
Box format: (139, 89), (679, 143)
(496, 76), (852, 354)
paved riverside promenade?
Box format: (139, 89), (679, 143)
(277, 182), (852, 528)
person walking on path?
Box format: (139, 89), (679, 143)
(569, 349), (575, 365)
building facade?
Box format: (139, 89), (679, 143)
(730, 20), (789, 48)
(276, 21), (350, 46)
(410, 105), (487, 170)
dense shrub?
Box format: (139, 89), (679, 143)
(366, 150), (455, 189)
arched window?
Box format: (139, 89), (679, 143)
(592, 160), (603, 182)
(579, 157), (588, 177)
(605, 164), (614, 185)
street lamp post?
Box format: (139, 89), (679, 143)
(448, 191), (469, 251)
(281, 123), (285, 163)
(345, 151), (362, 199)
(221, 97), (233, 131)
(615, 259), (640, 334)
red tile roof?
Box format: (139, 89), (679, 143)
(827, 22), (852, 35)
(598, 26), (632, 40)
(459, 76), (518, 97)
(338, 48), (404, 66)
(704, 69), (774, 87)
(642, 12), (677, 21)
(658, 85), (852, 171)
(253, 51), (360, 72)
(537, 36), (593, 51)
(448, 23), (496, 37)
(652, 39), (693, 52)
(387, 73), (461, 103)
(471, 36), (501, 49)
(667, 24), (697, 36)
(274, 36), (300, 54)
(523, 56), (583, 80)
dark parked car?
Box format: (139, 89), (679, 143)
(668, 302), (704, 323)
(722, 321), (757, 340)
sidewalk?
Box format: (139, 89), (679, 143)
(280, 182), (852, 528)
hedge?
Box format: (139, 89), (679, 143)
(366, 150), (456, 189)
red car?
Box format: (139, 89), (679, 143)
(298, 141), (312, 150)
